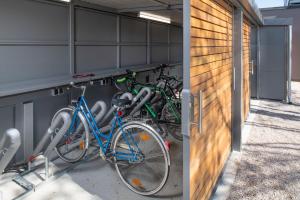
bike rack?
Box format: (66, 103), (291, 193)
(76, 100), (107, 134)
(129, 87), (152, 116)
(99, 92), (133, 127)
(0, 128), (21, 174)
(7, 111), (72, 200)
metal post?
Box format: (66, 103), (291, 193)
(182, 0), (191, 199)
(256, 26), (260, 99)
(147, 20), (151, 64)
(232, 8), (243, 152)
(69, 1), (75, 74)
(23, 102), (34, 160)
(117, 15), (121, 69)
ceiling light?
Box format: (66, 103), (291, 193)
(139, 12), (171, 24)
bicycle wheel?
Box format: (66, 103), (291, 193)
(51, 107), (89, 163)
(161, 102), (182, 141)
(112, 121), (170, 196)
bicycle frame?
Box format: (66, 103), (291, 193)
(69, 95), (141, 162)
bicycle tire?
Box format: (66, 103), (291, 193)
(161, 103), (182, 141)
(51, 107), (89, 163)
(112, 121), (170, 196)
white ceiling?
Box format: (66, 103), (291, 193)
(80, 0), (182, 24)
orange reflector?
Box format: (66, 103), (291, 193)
(132, 178), (143, 188)
(139, 132), (151, 141)
(79, 140), (85, 150)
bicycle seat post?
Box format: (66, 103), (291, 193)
(81, 85), (87, 97)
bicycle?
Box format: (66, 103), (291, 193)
(113, 70), (182, 141)
(51, 82), (170, 195)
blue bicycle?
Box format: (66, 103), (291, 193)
(51, 82), (170, 195)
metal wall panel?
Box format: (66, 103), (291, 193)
(0, 106), (14, 136)
(0, 0), (68, 41)
(75, 46), (117, 72)
(33, 95), (69, 148)
(259, 26), (286, 100)
(170, 26), (183, 43)
(0, 46), (69, 84)
(0, 0), (69, 84)
(262, 8), (300, 81)
(151, 46), (169, 63)
(170, 44), (183, 63)
(250, 27), (258, 98)
(120, 17), (147, 43)
(150, 22), (169, 43)
(75, 8), (117, 42)
(120, 46), (147, 67)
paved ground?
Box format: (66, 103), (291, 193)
(291, 82), (300, 105)
(228, 82), (300, 200)
(0, 134), (182, 200)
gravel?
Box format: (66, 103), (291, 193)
(228, 82), (300, 200)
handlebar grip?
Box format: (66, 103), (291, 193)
(116, 77), (127, 83)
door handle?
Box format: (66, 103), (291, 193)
(250, 60), (254, 75)
(190, 91), (203, 134)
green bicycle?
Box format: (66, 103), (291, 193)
(113, 70), (182, 141)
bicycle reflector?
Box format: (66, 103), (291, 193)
(79, 140), (85, 150)
(139, 132), (151, 141)
(132, 178), (144, 189)
(118, 111), (123, 116)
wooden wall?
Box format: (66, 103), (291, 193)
(243, 19), (251, 121)
(189, 0), (233, 199)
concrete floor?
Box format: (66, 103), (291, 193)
(3, 134), (182, 200)
(228, 82), (300, 200)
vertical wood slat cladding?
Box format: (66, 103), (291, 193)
(190, 0), (233, 199)
(243, 19), (251, 121)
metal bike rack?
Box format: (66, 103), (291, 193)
(76, 100), (107, 134)
(129, 87), (152, 116)
(10, 111), (72, 200)
(99, 92), (133, 126)
(0, 128), (21, 174)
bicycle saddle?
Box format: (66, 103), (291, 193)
(112, 98), (132, 107)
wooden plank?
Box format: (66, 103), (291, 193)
(191, 28), (228, 40)
(191, 7), (228, 28)
(191, 53), (231, 66)
(191, 46), (231, 57)
(191, 38), (230, 47)
(191, 64), (231, 87)
(191, 17), (228, 34)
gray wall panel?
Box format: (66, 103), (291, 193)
(75, 46), (117, 73)
(33, 95), (69, 148)
(120, 46), (147, 67)
(151, 46), (169, 63)
(262, 8), (300, 81)
(259, 26), (287, 100)
(120, 17), (147, 43)
(0, 46), (69, 84)
(170, 26), (183, 43)
(0, 106), (14, 136)
(75, 8), (117, 42)
(170, 44), (183, 63)
(151, 23), (169, 43)
(0, 0), (68, 41)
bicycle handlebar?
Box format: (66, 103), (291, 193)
(70, 82), (87, 96)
